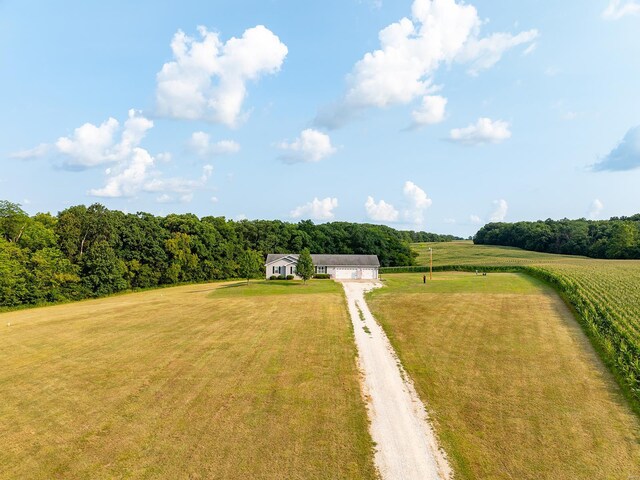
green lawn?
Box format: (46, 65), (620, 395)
(410, 241), (640, 412)
(380, 270), (545, 295)
(368, 272), (640, 480)
(0, 282), (377, 479)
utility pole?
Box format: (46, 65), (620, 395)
(429, 247), (433, 281)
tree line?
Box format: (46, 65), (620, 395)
(474, 215), (640, 259)
(0, 200), (459, 307)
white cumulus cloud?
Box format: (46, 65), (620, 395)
(588, 199), (604, 219)
(11, 109), (214, 201)
(55, 109), (153, 168)
(365, 196), (399, 222)
(489, 199), (508, 222)
(187, 131), (240, 157)
(470, 214), (482, 224)
(44, 110), (215, 200)
(56, 117), (121, 167)
(602, 0), (640, 19)
(411, 95), (447, 126)
(278, 129), (337, 163)
(89, 148), (155, 198)
(317, 0), (537, 127)
(290, 197), (338, 220)
(156, 25), (288, 127)
(449, 117), (511, 145)
(403, 180), (432, 226)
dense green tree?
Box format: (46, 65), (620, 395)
(0, 239), (30, 305)
(296, 249), (314, 284)
(606, 222), (639, 259)
(238, 249), (263, 284)
(475, 217), (640, 260)
(20, 215), (58, 251)
(55, 205), (87, 260)
(115, 212), (168, 287)
(56, 204), (115, 261)
(0, 200), (29, 243)
(164, 232), (198, 283)
(80, 241), (127, 296)
(30, 247), (81, 302)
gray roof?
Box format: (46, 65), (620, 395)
(266, 253), (380, 267)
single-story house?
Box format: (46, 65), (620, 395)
(265, 253), (380, 280)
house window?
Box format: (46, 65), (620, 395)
(290, 266), (295, 274)
(315, 266), (327, 274)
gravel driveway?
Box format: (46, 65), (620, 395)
(341, 281), (451, 480)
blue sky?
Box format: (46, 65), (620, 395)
(1, 0), (639, 237)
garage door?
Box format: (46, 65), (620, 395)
(335, 268), (357, 279)
(361, 268), (376, 279)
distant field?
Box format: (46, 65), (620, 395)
(412, 240), (586, 267)
(368, 272), (640, 480)
(408, 241), (640, 411)
(0, 280), (377, 479)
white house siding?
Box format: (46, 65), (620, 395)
(266, 254), (379, 280)
(266, 258), (301, 279)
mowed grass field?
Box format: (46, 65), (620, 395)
(368, 273), (640, 480)
(412, 240), (585, 267)
(0, 280), (377, 479)
(410, 241), (640, 410)
(412, 241), (640, 344)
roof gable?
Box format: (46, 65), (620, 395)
(265, 254), (299, 265)
(310, 254), (380, 267)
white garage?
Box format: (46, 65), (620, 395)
(360, 268), (376, 280)
(266, 254), (380, 280)
(335, 268), (358, 280)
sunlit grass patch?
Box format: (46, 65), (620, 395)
(0, 282), (377, 479)
(368, 273), (640, 480)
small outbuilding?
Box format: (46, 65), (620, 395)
(265, 253), (380, 280)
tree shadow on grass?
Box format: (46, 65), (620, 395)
(217, 280), (304, 290)
(208, 280), (336, 298)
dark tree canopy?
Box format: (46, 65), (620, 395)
(474, 216), (640, 259)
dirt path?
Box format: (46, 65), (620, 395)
(341, 281), (451, 480)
